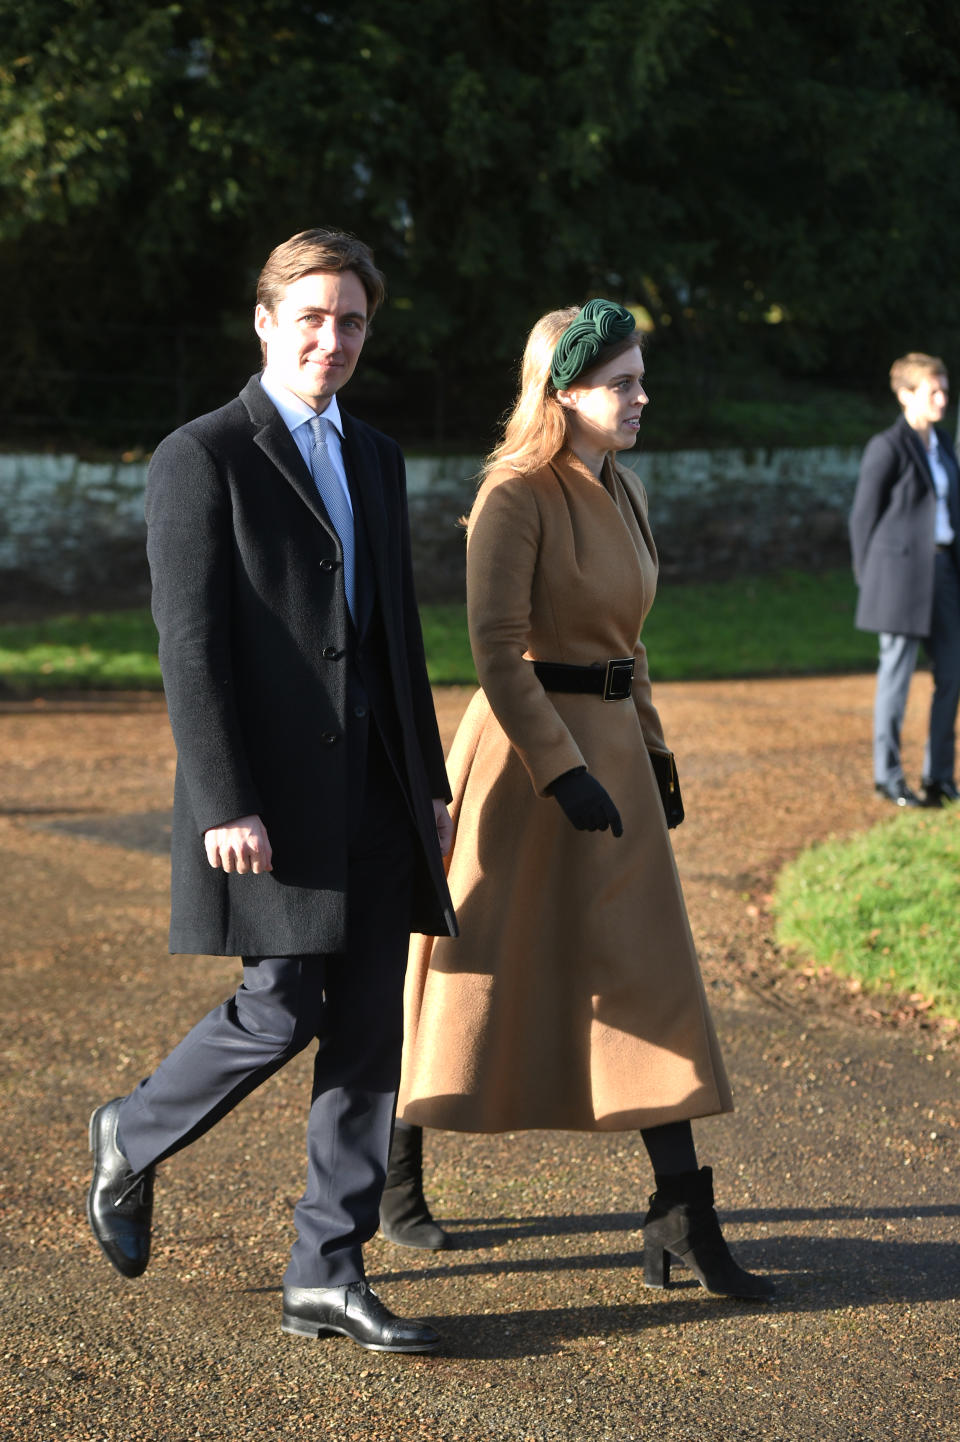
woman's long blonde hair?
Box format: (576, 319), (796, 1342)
(480, 307), (579, 481)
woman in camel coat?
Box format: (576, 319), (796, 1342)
(380, 300), (773, 1299)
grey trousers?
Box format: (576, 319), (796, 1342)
(874, 550), (960, 786)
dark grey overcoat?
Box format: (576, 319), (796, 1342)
(849, 415), (960, 636)
(145, 376), (456, 956)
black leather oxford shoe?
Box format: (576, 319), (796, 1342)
(87, 1098), (154, 1278)
(923, 779), (960, 807)
(874, 779), (923, 807)
(282, 1281), (442, 1353)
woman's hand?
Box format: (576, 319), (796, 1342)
(547, 768), (623, 836)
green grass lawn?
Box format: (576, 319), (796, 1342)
(0, 569), (875, 694)
(773, 809), (960, 1019)
(0, 610), (163, 692)
(642, 570), (876, 681)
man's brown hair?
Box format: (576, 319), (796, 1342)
(256, 228), (386, 359)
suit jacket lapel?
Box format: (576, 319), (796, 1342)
(340, 414), (388, 638)
(899, 415), (935, 491)
(239, 375), (341, 544)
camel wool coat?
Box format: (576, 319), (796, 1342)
(398, 448), (733, 1132)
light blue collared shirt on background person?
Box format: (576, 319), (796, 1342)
(926, 429), (955, 546)
(259, 367), (354, 520)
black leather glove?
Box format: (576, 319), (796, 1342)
(547, 767), (623, 836)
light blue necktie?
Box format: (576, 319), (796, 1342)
(307, 415), (356, 620)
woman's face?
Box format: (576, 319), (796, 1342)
(557, 342), (649, 454)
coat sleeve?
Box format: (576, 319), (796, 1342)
(850, 433), (898, 583)
(466, 475), (587, 794)
(145, 428), (263, 833)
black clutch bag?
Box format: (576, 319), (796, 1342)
(649, 750), (684, 829)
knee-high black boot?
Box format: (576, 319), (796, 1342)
(379, 1122), (449, 1251)
(641, 1166), (774, 1299)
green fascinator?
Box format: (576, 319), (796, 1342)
(550, 299), (636, 389)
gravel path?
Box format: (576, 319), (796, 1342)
(1, 677), (956, 1440)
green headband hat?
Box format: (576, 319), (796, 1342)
(550, 298), (636, 389)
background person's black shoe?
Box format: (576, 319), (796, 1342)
(282, 1281), (442, 1353)
(923, 779), (960, 807)
(874, 779), (922, 807)
(87, 1098), (154, 1278)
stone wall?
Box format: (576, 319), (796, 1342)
(0, 444), (862, 611)
(0, 452), (153, 609)
(402, 445), (863, 600)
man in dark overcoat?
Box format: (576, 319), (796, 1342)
(850, 351), (960, 807)
(87, 227), (456, 1353)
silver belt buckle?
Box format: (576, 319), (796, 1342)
(603, 657), (635, 701)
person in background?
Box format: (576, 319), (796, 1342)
(850, 353), (960, 807)
(383, 300), (774, 1301)
(86, 227), (455, 1355)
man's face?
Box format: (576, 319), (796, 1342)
(900, 373), (949, 430)
(254, 270), (369, 410)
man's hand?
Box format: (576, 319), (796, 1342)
(204, 815), (273, 874)
(432, 799), (454, 857)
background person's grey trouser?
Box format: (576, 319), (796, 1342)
(874, 631), (920, 787)
(874, 550), (960, 788)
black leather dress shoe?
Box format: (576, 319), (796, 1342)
(282, 1281), (442, 1353)
(87, 1098), (154, 1278)
(874, 780), (923, 807)
(923, 779), (960, 807)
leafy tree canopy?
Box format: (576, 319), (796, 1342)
(2, 0), (959, 448)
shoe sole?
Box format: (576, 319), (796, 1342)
(379, 1228), (450, 1251)
(87, 1106), (122, 1273)
(281, 1314), (442, 1353)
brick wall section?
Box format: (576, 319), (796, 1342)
(0, 445), (862, 609)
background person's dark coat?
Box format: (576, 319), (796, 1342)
(145, 375), (455, 956)
(849, 415), (960, 636)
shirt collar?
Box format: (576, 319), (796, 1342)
(259, 368), (345, 439)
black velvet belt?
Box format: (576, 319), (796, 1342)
(530, 657), (635, 702)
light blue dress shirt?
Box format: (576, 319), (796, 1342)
(926, 430), (955, 546)
(259, 368), (354, 520)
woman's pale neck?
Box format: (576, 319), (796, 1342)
(566, 439), (609, 478)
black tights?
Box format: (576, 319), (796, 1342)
(397, 1117), (697, 1179)
(638, 1119), (698, 1178)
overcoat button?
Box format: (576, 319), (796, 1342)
(319, 558), (338, 573)
(322, 646), (343, 660)
(320, 732), (339, 745)
(353, 705), (368, 719)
